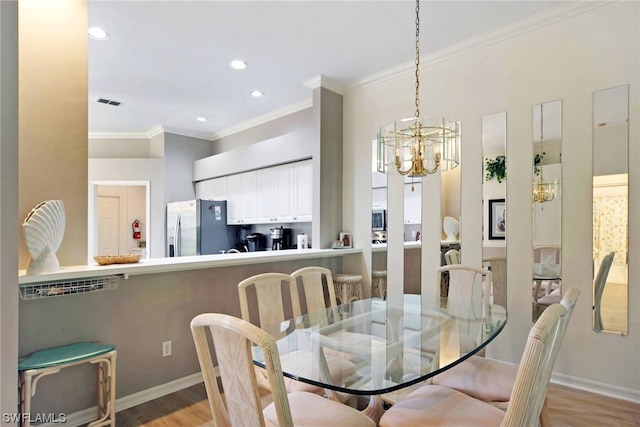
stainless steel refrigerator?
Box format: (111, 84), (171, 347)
(166, 200), (236, 256)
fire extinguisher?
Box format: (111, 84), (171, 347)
(132, 220), (141, 240)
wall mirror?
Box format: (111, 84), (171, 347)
(372, 140), (388, 298)
(592, 85), (629, 335)
(482, 112), (507, 308)
(531, 99), (562, 322)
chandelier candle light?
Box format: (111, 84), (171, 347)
(377, 0), (460, 177)
(532, 103), (557, 203)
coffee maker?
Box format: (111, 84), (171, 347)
(270, 226), (292, 250)
(246, 232), (266, 251)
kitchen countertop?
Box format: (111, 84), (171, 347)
(18, 248), (362, 285)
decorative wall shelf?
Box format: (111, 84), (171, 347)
(19, 275), (120, 300)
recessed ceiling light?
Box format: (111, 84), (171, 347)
(229, 60), (247, 70)
(196, 117), (207, 122)
(250, 90), (264, 98)
(88, 27), (109, 40)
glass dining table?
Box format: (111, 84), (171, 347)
(253, 294), (507, 422)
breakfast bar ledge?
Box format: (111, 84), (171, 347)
(18, 248), (362, 285)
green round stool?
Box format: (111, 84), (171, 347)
(18, 342), (116, 427)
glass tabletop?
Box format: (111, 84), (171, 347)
(253, 294), (507, 395)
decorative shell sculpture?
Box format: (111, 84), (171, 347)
(443, 216), (460, 242)
(22, 200), (66, 275)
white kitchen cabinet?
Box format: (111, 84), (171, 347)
(226, 161), (312, 225)
(292, 159), (313, 222)
(256, 164), (294, 223)
(195, 176), (227, 200)
(404, 182), (422, 224)
(372, 187), (387, 210)
(226, 171), (257, 225)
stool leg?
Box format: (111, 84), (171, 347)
(20, 371), (32, 427)
(108, 353), (116, 426)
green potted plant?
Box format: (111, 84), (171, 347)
(485, 155), (506, 183)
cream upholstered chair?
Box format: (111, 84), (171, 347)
(533, 245), (562, 297)
(593, 252), (615, 332)
(191, 313), (375, 427)
(484, 256), (507, 308)
(379, 302), (570, 427)
(238, 272), (356, 397)
(430, 285), (580, 427)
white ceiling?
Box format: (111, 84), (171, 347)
(88, 1), (566, 140)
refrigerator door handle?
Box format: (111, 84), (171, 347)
(174, 214), (181, 257)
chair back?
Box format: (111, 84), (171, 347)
(238, 273), (301, 336)
(593, 252), (615, 332)
(533, 245), (561, 277)
(444, 249), (461, 265)
(501, 303), (569, 426)
(291, 266), (339, 327)
(191, 313), (293, 427)
(483, 256), (507, 307)
(436, 265), (491, 318)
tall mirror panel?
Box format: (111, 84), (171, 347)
(372, 140), (388, 299)
(532, 100), (562, 322)
(482, 112), (507, 308)
(592, 85), (629, 335)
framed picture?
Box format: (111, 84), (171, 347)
(339, 232), (352, 249)
(488, 199), (506, 240)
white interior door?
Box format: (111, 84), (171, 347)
(97, 196), (120, 255)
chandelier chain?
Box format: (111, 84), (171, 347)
(414, 0), (420, 120)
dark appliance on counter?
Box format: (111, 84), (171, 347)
(270, 226), (293, 250)
(246, 232), (267, 252)
(166, 200), (237, 256)
(231, 226), (252, 252)
(372, 230), (387, 244)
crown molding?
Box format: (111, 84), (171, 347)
(211, 98), (312, 141)
(303, 74), (345, 95)
(349, 1), (613, 92)
(161, 125), (214, 141)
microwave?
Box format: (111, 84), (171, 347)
(372, 209), (386, 231)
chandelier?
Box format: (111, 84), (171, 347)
(376, 0), (460, 177)
(532, 103), (557, 203)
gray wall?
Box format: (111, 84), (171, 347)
(212, 107), (312, 154)
(164, 132), (213, 204)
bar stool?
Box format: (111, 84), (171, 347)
(333, 274), (363, 306)
(18, 342), (117, 427)
(372, 270), (387, 299)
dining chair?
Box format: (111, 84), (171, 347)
(379, 302), (570, 427)
(190, 313), (375, 427)
(483, 257), (507, 308)
(430, 285), (580, 427)
(593, 252), (615, 332)
(238, 272), (357, 398)
(290, 266), (368, 405)
(444, 249), (461, 265)
(533, 245), (562, 297)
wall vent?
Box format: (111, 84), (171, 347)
(97, 98), (121, 106)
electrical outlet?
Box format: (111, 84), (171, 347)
(162, 340), (172, 357)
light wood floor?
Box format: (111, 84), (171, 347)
(115, 382), (640, 426)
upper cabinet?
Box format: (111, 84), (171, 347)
(227, 171), (258, 225)
(404, 183), (421, 224)
(226, 160), (312, 225)
(292, 160), (313, 222)
(195, 176), (227, 201)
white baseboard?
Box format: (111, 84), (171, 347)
(39, 372), (204, 427)
(550, 371), (640, 404)
(486, 357), (640, 404)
